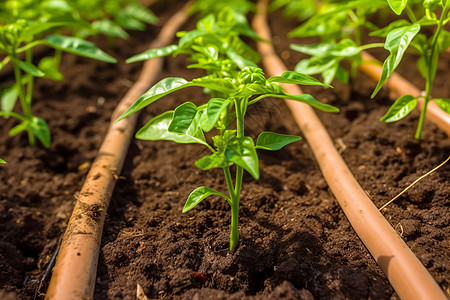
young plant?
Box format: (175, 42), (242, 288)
(0, 158), (5, 164)
(0, 0), (157, 40)
(126, 7), (261, 77)
(371, 0), (450, 140)
(288, 0), (387, 84)
(0, 19), (117, 147)
(117, 67), (338, 252)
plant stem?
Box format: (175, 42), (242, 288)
(12, 53), (35, 145)
(228, 97), (247, 252)
(415, 5), (448, 140)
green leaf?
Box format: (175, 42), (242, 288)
(387, 0), (408, 15)
(10, 117), (51, 147)
(12, 57), (45, 77)
(179, 30), (206, 48)
(201, 98), (230, 132)
(29, 117), (51, 148)
(1, 85), (19, 113)
(9, 123), (27, 137)
(91, 19), (129, 39)
(225, 47), (257, 69)
(168, 102), (198, 134)
(380, 95), (417, 122)
(433, 98), (450, 113)
(294, 56), (338, 78)
(290, 42), (333, 56)
(45, 35), (117, 63)
(123, 3), (158, 25)
(38, 56), (63, 81)
(195, 152), (232, 170)
(117, 77), (192, 121)
(183, 186), (230, 213)
(126, 45), (178, 63)
(372, 24), (420, 97)
(136, 111), (207, 146)
(267, 71), (332, 88)
(192, 77), (235, 94)
(225, 137), (259, 179)
(116, 12), (146, 30)
(0, 158), (5, 164)
(269, 93), (340, 113)
(256, 132), (301, 151)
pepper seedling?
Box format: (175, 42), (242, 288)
(126, 7), (261, 76)
(0, 158), (5, 164)
(117, 67), (338, 253)
(371, 0), (450, 140)
(288, 0), (387, 84)
(0, 19), (117, 147)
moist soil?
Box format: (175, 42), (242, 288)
(1, 3), (449, 300)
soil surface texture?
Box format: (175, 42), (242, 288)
(0, 3), (449, 300)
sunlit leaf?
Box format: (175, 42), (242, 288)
(168, 102), (199, 134)
(256, 132), (301, 151)
(136, 111), (207, 146)
(126, 45), (178, 63)
(12, 57), (45, 77)
(92, 19), (129, 39)
(433, 98), (450, 114)
(387, 0), (408, 15)
(380, 95), (417, 122)
(225, 137), (259, 179)
(267, 71), (332, 88)
(372, 24), (420, 97)
(38, 56), (63, 81)
(117, 77), (192, 121)
(268, 93), (339, 113)
(183, 186), (230, 213)
(45, 35), (117, 63)
(202, 98), (230, 132)
(1, 85), (19, 113)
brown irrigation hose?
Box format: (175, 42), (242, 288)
(359, 51), (450, 137)
(253, 0), (447, 299)
(45, 3), (190, 299)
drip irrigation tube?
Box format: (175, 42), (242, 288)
(253, 0), (447, 299)
(359, 51), (450, 137)
(44, 3), (191, 299)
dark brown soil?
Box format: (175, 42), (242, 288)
(1, 3), (449, 300)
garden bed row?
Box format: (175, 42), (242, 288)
(0, 1), (448, 299)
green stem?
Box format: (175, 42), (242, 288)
(12, 51), (35, 145)
(229, 192), (239, 252)
(415, 5), (448, 140)
(228, 97), (247, 252)
(25, 49), (34, 108)
(415, 96), (429, 140)
(406, 6), (417, 23)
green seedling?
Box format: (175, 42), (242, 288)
(127, 7), (261, 77)
(371, 0), (450, 140)
(289, 0), (387, 84)
(117, 67), (338, 253)
(0, 158), (5, 164)
(0, 0), (157, 39)
(0, 19), (116, 147)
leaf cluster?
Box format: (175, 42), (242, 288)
(0, 1), (126, 147)
(370, 0), (450, 139)
(127, 7), (261, 80)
